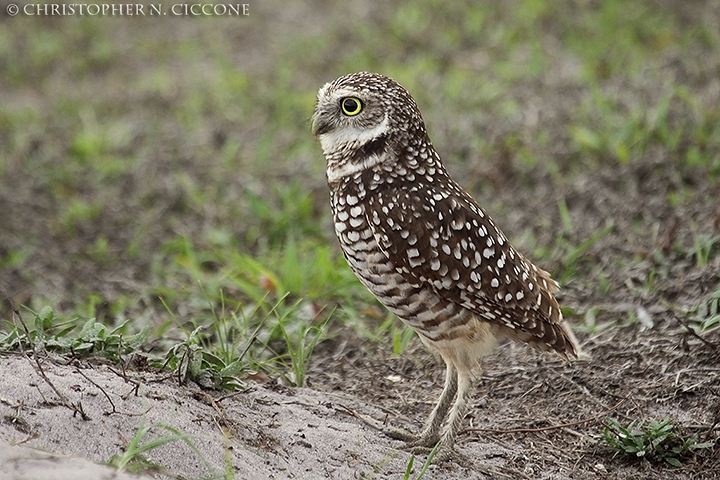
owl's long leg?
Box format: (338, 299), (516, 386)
(385, 360), (456, 447)
(432, 365), (475, 462)
(415, 360), (457, 446)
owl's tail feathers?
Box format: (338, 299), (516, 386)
(555, 320), (590, 363)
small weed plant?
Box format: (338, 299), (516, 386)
(603, 417), (715, 467)
(0, 306), (149, 362)
(572, 306), (616, 336)
(163, 325), (249, 390)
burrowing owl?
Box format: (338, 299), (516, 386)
(312, 72), (579, 461)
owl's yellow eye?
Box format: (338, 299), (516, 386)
(341, 97), (363, 116)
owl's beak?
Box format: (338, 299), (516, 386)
(311, 111), (333, 137)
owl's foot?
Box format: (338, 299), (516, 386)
(386, 428), (468, 464)
(384, 427), (440, 449)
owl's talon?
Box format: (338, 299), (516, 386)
(384, 427), (418, 443)
(429, 444), (460, 464)
(409, 445), (432, 455)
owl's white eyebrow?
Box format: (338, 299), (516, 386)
(331, 87), (367, 99)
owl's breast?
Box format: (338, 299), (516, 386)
(330, 183), (384, 275)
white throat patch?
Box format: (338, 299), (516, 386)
(321, 114), (390, 184)
(326, 153), (386, 184)
(319, 115), (389, 156)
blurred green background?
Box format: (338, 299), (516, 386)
(0, 0), (718, 380)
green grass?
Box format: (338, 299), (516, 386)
(274, 301), (332, 387)
(687, 284), (720, 334)
(163, 324), (249, 390)
(402, 443), (440, 480)
(108, 418), (215, 476)
(569, 306), (616, 336)
(1, 0), (718, 387)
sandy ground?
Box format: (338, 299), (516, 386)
(0, 352), (507, 480)
(0, 441), (153, 480)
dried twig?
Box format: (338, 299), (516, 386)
(677, 317), (718, 350)
(11, 303), (90, 420)
(74, 367), (117, 416)
(107, 366), (142, 398)
(334, 404), (383, 431)
(660, 297), (719, 350)
(216, 390), (249, 404)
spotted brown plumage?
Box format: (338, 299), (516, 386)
(312, 72), (580, 461)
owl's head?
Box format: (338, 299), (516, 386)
(311, 72), (426, 164)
